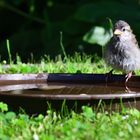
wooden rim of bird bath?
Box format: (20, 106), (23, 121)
(0, 73), (139, 99)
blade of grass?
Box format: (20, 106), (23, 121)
(60, 31), (67, 60)
(6, 39), (12, 65)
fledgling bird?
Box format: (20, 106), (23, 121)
(104, 20), (140, 84)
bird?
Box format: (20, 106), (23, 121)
(104, 20), (140, 85)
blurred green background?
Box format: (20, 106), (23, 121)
(0, 0), (140, 62)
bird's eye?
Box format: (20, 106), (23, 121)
(122, 28), (126, 32)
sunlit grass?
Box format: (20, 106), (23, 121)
(1, 53), (140, 75)
(0, 53), (111, 74)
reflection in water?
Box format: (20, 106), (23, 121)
(0, 83), (140, 99)
(0, 84), (38, 92)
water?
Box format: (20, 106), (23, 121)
(0, 83), (140, 100)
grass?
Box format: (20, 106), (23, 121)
(0, 102), (140, 140)
(1, 53), (140, 75)
(0, 53), (109, 74)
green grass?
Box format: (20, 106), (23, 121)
(1, 53), (140, 75)
(0, 102), (140, 140)
(0, 53), (109, 74)
(0, 53), (123, 75)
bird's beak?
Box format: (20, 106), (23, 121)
(114, 29), (122, 35)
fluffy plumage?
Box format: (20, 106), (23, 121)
(104, 20), (140, 82)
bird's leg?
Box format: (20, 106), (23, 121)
(125, 71), (132, 83)
(105, 69), (114, 83)
(108, 69), (114, 75)
(124, 71), (134, 92)
(124, 71), (132, 91)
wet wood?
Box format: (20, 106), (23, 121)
(0, 73), (139, 87)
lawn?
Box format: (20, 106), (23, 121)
(0, 53), (108, 74)
(0, 102), (140, 140)
(0, 54), (140, 140)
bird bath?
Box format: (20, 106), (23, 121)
(0, 73), (140, 114)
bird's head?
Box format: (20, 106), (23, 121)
(113, 20), (133, 41)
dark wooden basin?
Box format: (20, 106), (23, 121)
(0, 73), (139, 114)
